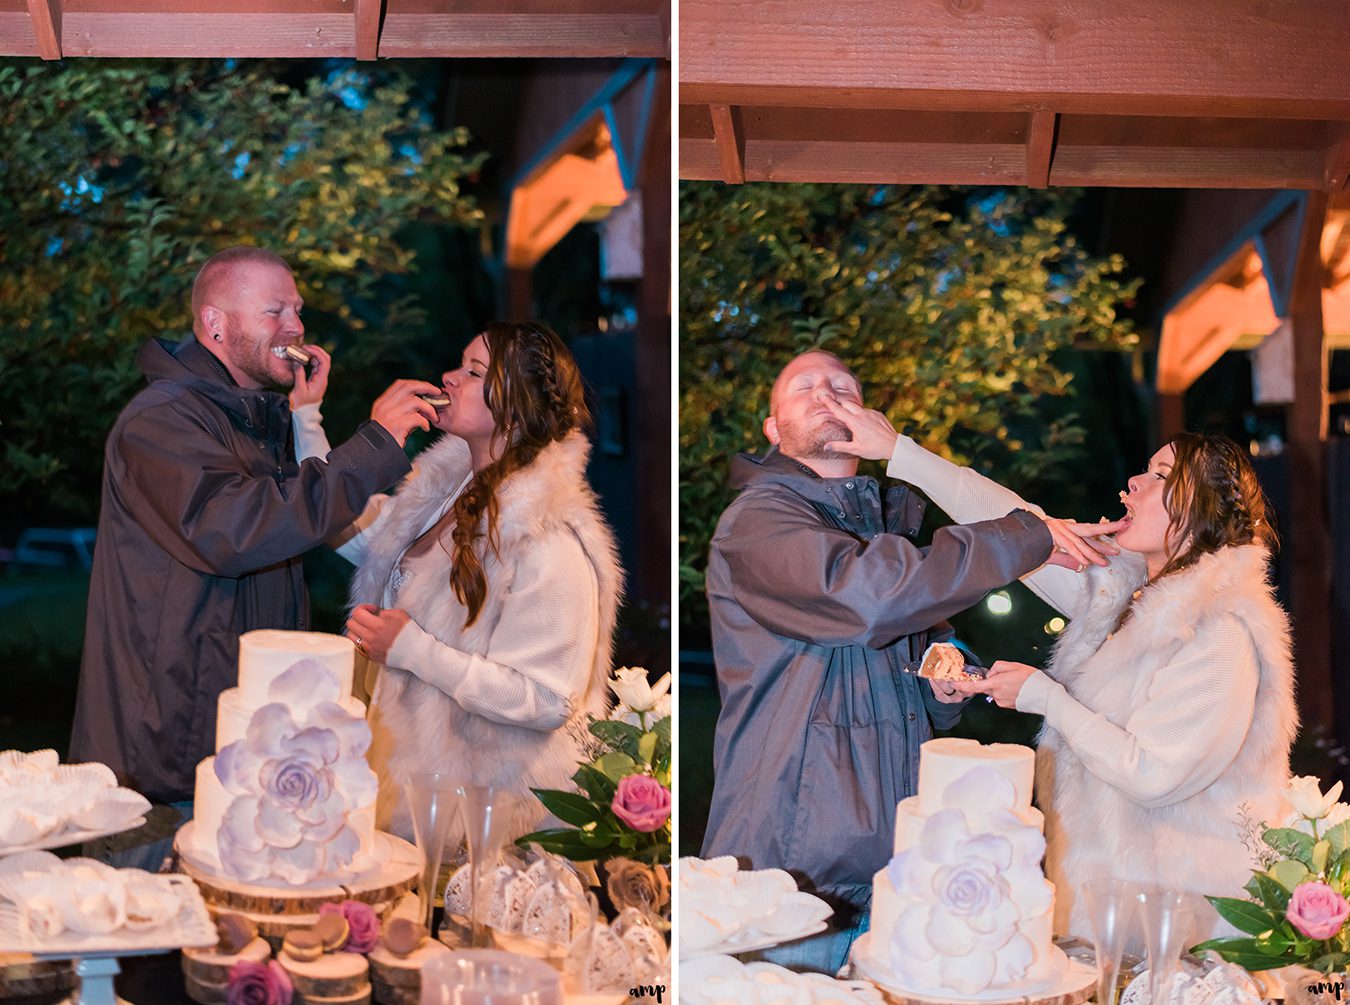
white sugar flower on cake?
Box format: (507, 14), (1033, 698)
(884, 766), (1052, 995)
(213, 660), (377, 885)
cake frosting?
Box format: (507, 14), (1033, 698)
(862, 738), (1064, 998)
(186, 630), (379, 885)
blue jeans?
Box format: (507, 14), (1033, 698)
(84, 800), (193, 873)
(750, 911), (870, 976)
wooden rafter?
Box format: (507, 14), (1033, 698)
(0, 0), (670, 59)
(1025, 110), (1056, 188)
(708, 103), (745, 185)
(24, 0), (60, 59)
(1326, 127), (1350, 192)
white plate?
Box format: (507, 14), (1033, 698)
(850, 934), (1095, 1004)
(0, 817), (147, 857)
(679, 919), (830, 960)
(0, 874), (217, 958)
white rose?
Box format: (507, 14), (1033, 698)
(1286, 776), (1344, 822)
(609, 667), (671, 714)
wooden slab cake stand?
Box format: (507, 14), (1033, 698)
(174, 829), (420, 950)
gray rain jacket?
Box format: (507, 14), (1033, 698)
(70, 337), (412, 803)
(701, 447), (1052, 911)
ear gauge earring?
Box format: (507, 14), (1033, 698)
(212, 331), (222, 342)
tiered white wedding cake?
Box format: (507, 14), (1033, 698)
(183, 630), (379, 886)
(859, 738), (1066, 998)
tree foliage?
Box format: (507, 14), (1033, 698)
(679, 183), (1141, 622)
(0, 59), (486, 525)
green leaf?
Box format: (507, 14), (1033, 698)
(1246, 871), (1292, 911)
(1310, 953), (1350, 974)
(1264, 828), (1317, 865)
(1189, 938), (1290, 972)
(595, 752), (638, 782)
(590, 719), (643, 758)
(532, 789), (601, 828)
(1325, 820), (1350, 856)
(638, 732), (658, 766)
(1207, 897), (1282, 937)
(572, 764), (617, 803)
(1271, 859), (1312, 892)
(1313, 840), (1332, 874)
(514, 828), (613, 861)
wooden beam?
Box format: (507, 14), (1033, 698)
(25, 0), (60, 59)
(1157, 392), (1185, 441)
(353, 0), (380, 60)
(1025, 110), (1056, 188)
(708, 104), (745, 184)
(378, 0), (667, 58)
(1286, 190), (1333, 733)
(680, 0), (1350, 120)
(1326, 127), (1350, 192)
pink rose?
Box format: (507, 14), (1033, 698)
(611, 774), (671, 833)
(1287, 881), (1350, 940)
(320, 899), (380, 954)
(227, 960), (293, 1005)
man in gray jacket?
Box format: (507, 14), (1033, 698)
(70, 246), (440, 868)
(701, 349), (1090, 974)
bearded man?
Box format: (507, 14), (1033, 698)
(70, 246), (436, 868)
(701, 348), (1075, 974)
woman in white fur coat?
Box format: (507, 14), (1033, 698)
(820, 402), (1296, 943)
(295, 322), (622, 843)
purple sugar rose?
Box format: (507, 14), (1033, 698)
(227, 960), (293, 1005)
(1287, 881), (1350, 941)
(611, 774), (671, 833)
(319, 900), (380, 954)
(261, 754), (330, 810)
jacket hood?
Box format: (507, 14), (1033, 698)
(138, 336), (288, 431)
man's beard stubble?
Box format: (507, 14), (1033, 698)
(775, 415), (853, 460)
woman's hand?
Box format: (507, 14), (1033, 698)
(288, 344), (331, 410)
(345, 603), (412, 665)
(953, 660), (1038, 708)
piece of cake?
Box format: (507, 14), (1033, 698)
(858, 738), (1066, 998)
(917, 642), (969, 681)
(182, 630), (379, 886)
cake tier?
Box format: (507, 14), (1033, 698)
(191, 758), (377, 881)
(237, 630), (355, 708)
(894, 797), (1044, 855)
(216, 691), (367, 751)
(870, 864), (1063, 996)
(917, 738), (1034, 815)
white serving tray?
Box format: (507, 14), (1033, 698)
(0, 817), (147, 857)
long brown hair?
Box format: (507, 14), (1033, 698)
(1154, 431), (1278, 580)
(448, 321), (589, 626)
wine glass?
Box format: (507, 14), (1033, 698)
(1082, 879), (1141, 1005)
(452, 783), (531, 948)
(405, 772), (462, 934)
(1137, 888), (1198, 1005)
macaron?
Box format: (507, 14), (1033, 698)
(282, 930), (324, 962)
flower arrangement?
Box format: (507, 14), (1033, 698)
(226, 960), (292, 1005)
(1197, 776), (1350, 973)
(516, 667), (672, 866)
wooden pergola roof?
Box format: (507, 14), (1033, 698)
(680, 0), (1350, 191)
(2, 0), (669, 61)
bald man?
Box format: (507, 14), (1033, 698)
(701, 349), (1063, 974)
(71, 246), (436, 868)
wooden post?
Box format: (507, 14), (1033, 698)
(1286, 190), (1332, 732)
(1157, 392), (1185, 440)
(504, 266), (533, 321)
(635, 62), (671, 608)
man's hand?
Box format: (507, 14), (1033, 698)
(288, 344), (331, 411)
(370, 379), (442, 447)
(1041, 517), (1128, 572)
(345, 603), (412, 665)
(820, 399), (900, 460)
(929, 677), (968, 704)
(952, 660), (1037, 708)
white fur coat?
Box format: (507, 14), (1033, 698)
(349, 432), (623, 842)
(1038, 544), (1297, 941)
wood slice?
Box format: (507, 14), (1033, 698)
(371, 976), (421, 1005)
(205, 902), (393, 951)
(868, 977), (1095, 1005)
(184, 973), (230, 1005)
(0, 955), (76, 997)
(177, 830), (419, 915)
(368, 938), (450, 989)
(278, 950), (369, 998)
(182, 936), (272, 985)
(298, 985), (371, 1005)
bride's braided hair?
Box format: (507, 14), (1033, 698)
(1154, 431), (1277, 581)
(448, 321), (589, 626)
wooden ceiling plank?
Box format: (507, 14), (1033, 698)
(680, 0), (1350, 120)
(1026, 110), (1056, 188)
(681, 137), (1028, 185)
(1050, 145), (1325, 189)
(26, 0), (61, 59)
(377, 11), (666, 57)
(354, 0), (381, 60)
(708, 103), (745, 184)
(60, 10), (354, 56)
